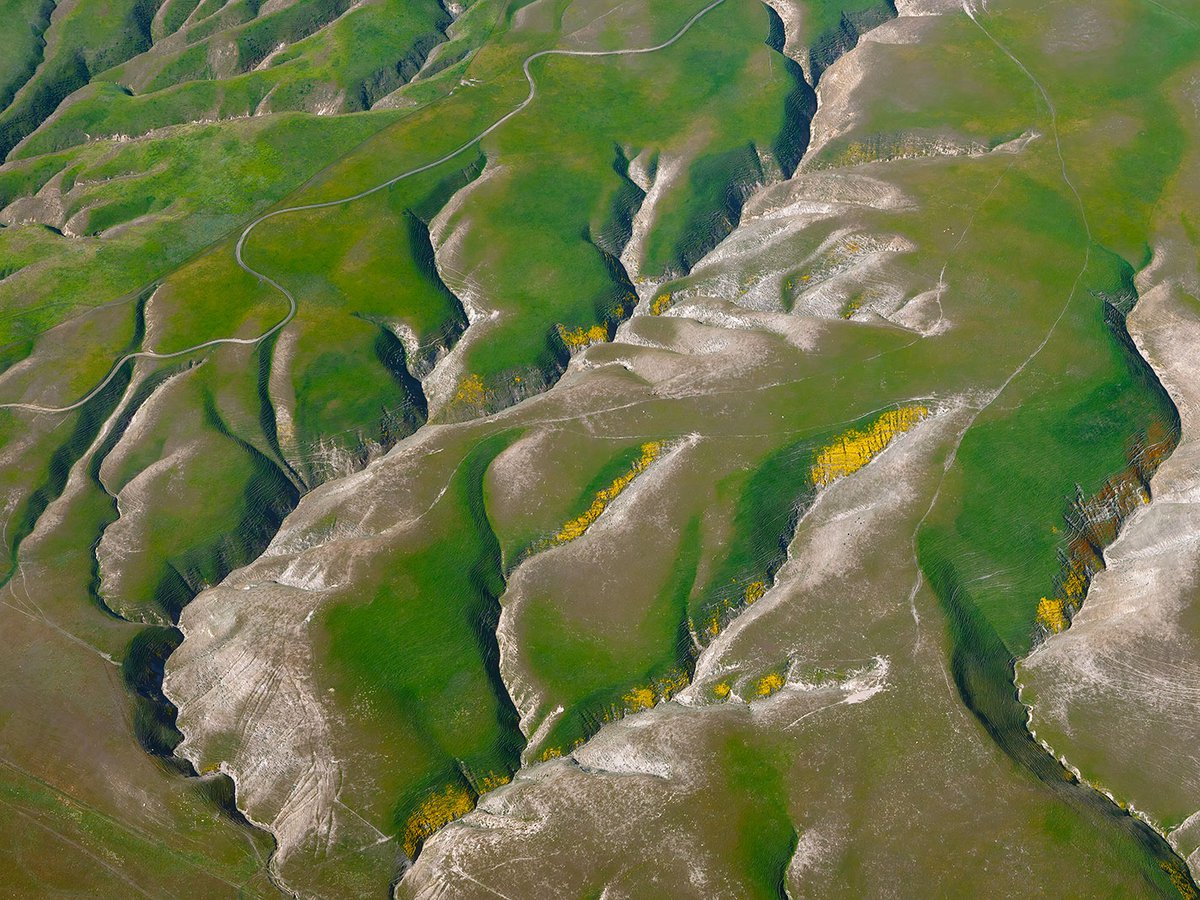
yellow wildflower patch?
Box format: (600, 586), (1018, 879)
(654, 669), (689, 698)
(744, 580), (767, 604)
(706, 614), (721, 637)
(554, 442), (664, 543)
(756, 672), (786, 697)
(453, 373), (486, 405)
(1036, 597), (1068, 634)
(624, 686), (656, 712)
(540, 746), (563, 762)
(622, 669), (690, 715)
(402, 783), (475, 858)
(713, 680), (731, 699)
(1061, 563), (1087, 604)
(810, 406), (928, 487)
(558, 323), (608, 350)
(650, 292), (673, 315)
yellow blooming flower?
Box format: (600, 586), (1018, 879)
(1036, 597), (1068, 634)
(756, 672), (785, 697)
(554, 442), (664, 543)
(557, 323), (608, 349)
(810, 406), (928, 487)
(624, 686), (656, 711)
(453, 373), (486, 404)
(402, 783), (475, 857)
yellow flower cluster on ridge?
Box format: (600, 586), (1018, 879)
(402, 782), (475, 858)
(620, 669), (689, 715)
(810, 405), (928, 487)
(756, 672), (785, 697)
(694, 577), (771, 642)
(624, 686), (656, 712)
(1160, 861), (1199, 900)
(475, 772), (511, 793)
(453, 373), (486, 405)
(554, 441), (665, 543)
(1036, 597), (1068, 634)
(558, 322), (608, 350)
(650, 292), (673, 315)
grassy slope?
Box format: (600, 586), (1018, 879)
(13, 0), (456, 159)
(439, 0), (806, 398)
(914, 1), (1196, 654)
(0, 0), (1196, 894)
(0, 368), (281, 895)
(320, 429), (524, 855)
(0, 0), (54, 111)
(0, 0), (157, 159)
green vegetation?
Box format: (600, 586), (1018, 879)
(920, 250), (1177, 654)
(439, 0), (808, 394)
(0, 112), (396, 348)
(321, 430), (523, 852)
(2, 0), (1200, 894)
(15, 0), (455, 159)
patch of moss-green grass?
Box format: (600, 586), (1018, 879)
(16, 0), (454, 158)
(0, 111), (394, 353)
(520, 514), (701, 756)
(320, 430), (524, 846)
(0, 0), (55, 112)
(0, 0), (156, 158)
(920, 248), (1177, 656)
(720, 735), (799, 900)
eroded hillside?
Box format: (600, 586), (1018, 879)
(1, 0), (1198, 896)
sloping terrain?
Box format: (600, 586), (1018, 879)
(1, 0), (1199, 896)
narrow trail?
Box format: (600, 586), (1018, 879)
(903, 0), (1096, 638)
(902, 0), (1093, 634)
(906, 3), (1197, 886)
(0, 0), (730, 416)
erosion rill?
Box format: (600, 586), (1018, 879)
(1, 0), (1200, 896)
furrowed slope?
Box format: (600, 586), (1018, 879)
(0, 0), (1198, 896)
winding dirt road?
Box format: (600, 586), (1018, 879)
(0, 0), (728, 415)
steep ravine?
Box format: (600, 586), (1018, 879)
(0, 348), (283, 872)
(151, 2), (924, 890)
(1019, 242), (1200, 884)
